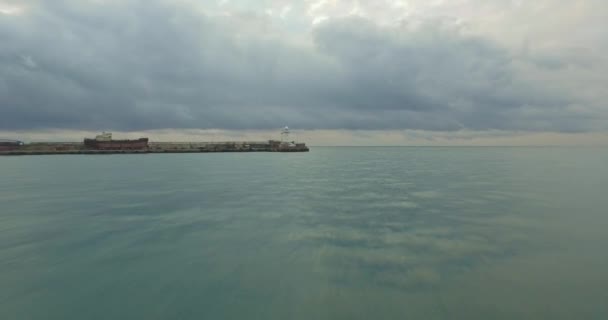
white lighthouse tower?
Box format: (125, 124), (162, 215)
(281, 126), (291, 144)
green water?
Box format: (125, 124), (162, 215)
(1, 147), (607, 319)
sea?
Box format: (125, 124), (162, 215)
(1, 147), (607, 319)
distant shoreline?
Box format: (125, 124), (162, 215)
(0, 141), (309, 155)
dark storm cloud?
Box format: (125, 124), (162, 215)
(0, 0), (604, 131)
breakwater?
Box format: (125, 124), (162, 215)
(0, 140), (309, 155)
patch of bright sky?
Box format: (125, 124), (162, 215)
(0, 2), (24, 15)
(205, 0), (499, 29)
(202, 1), (605, 45)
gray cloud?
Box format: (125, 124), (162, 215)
(0, 0), (606, 132)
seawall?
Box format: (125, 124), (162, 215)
(0, 141), (309, 156)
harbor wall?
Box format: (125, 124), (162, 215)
(0, 140), (308, 155)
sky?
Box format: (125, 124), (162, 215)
(1, 0), (607, 145)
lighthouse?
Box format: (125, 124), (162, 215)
(280, 126), (291, 144)
(268, 126), (308, 151)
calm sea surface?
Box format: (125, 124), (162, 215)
(1, 147), (607, 319)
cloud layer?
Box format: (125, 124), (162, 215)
(1, 0), (606, 132)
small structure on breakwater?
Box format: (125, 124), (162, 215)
(0, 139), (24, 151)
(84, 132), (149, 150)
(269, 126), (308, 152)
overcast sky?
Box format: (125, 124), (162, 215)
(1, 0), (607, 144)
